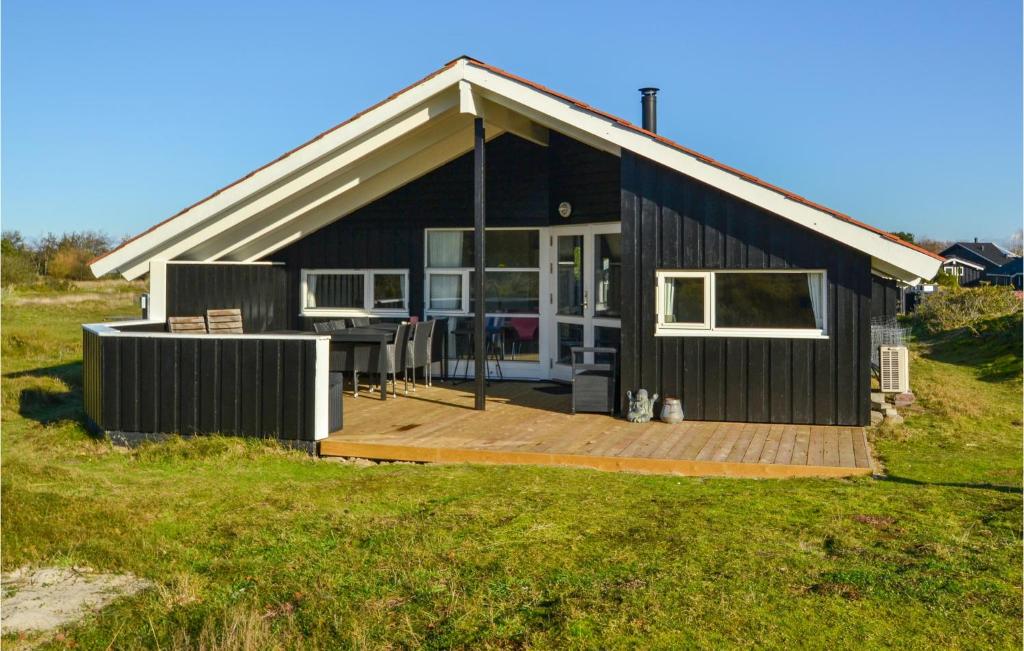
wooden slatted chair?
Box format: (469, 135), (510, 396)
(167, 316), (208, 333)
(206, 308), (244, 334)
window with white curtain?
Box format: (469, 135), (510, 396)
(656, 270), (827, 338)
(300, 269), (408, 316)
(423, 229), (540, 316)
(424, 228), (543, 363)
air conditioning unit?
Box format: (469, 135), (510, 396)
(879, 346), (909, 393)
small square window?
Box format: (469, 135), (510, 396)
(657, 272), (709, 329)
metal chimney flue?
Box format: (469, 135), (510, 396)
(639, 87), (659, 133)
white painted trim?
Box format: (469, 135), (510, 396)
(654, 329), (830, 340)
(90, 65), (464, 278)
(129, 108), (471, 276)
(655, 271), (711, 330)
(463, 63), (941, 282)
(459, 79), (482, 116)
(83, 321), (327, 341)
(227, 122), (489, 264)
(654, 268), (829, 338)
(299, 268), (410, 317)
(94, 58), (941, 285)
(165, 260), (284, 265)
(443, 361), (547, 382)
(939, 256), (985, 271)
(148, 260), (167, 322)
(313, 337), (329, 440)
(547, 222), (623, 380)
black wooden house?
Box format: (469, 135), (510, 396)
(85, 57), (942, 443)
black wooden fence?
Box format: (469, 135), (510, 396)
(83, 323), (327, 442)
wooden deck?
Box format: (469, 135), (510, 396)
(319, 381), (874, 479)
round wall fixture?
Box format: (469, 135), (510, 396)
(557, 201), (573, 219)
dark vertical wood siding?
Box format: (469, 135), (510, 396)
(265, 133), (620, 328)
(82, 328), (104, 427)
(871, 276), (903, 318)
(165, 263), (289, 332)
(83, 329), (322, 441)
(620, 150), (871, 426)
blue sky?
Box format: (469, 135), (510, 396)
(2, 0), (1021, 243)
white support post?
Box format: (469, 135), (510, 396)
(148, 260), (168, 322)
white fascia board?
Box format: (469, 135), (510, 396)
(464, 64), (942, 281)
(192, 112), (475, 263)
(116, 92), (461, 278)
(91, 64), (464, 279)
(941, 256), (985, 271)
(459, 79), (482, 116)
(872, 257), (924, 284)
(226, 123), (484, 262)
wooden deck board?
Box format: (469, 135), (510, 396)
(320, 381), (872, 479)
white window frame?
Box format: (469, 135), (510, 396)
(300, 268), (409, 317)
(423, 227), (546, 374)
(655, 271), (712, 330)
(426, 269), (471, 314)
(422, 227), (542, 319)
(655, 269), (828, 339)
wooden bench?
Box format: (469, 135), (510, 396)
(167, 316), (208, 333)
(206, 308), (244, 334)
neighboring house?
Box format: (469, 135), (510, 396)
(84, 56), (942, 440)
(988, 258), (1023, 290)
(940, 240), (1020, 285)
(939, 256), (986, 286)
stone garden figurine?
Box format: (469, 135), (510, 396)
(626, 389), (658, 423)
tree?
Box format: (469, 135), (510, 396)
(1, 231), (38, 286)
(1008, 230), (1023, 256)
(35, 231), (113, 277)
(914, 237), (953, 255)
(891, 231), (916, 244)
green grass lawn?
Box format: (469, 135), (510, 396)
(2, 285), (1021, 649)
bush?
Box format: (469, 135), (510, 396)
(913, 285), (1022, 335)
(46, 246), (95, 280)
(1, 234), (38, 286)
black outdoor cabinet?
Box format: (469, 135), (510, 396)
(570, 347), (618, 415)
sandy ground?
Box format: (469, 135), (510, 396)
(4, 292), (121, 306)
(1, 566), (152, 634)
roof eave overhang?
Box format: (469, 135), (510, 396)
(92, 57), (943, 285)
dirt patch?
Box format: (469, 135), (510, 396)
(852, 514), (898, 529)
(1, 566), (152, 634)
(5, 292), (121, 306)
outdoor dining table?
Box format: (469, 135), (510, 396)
(265, 328), (393, 400)
(329, 327), (394, 400)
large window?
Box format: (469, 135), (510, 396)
(656, 270), (827, 338)
(425, 228), (541, 363)
(301, 269), (409, 316)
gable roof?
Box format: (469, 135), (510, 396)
(91, 56), (943, 283)
(940, 241), (1018, 268)
(940, 256), (985, 271)
(990, 257), (1023, 277)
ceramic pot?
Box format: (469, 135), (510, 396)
(660, 397), (684, 424)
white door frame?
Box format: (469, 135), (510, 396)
(543, 222), (622, 382)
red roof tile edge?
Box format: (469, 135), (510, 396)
(462, 57), (943, 263)
(93, 56), (943, 268)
